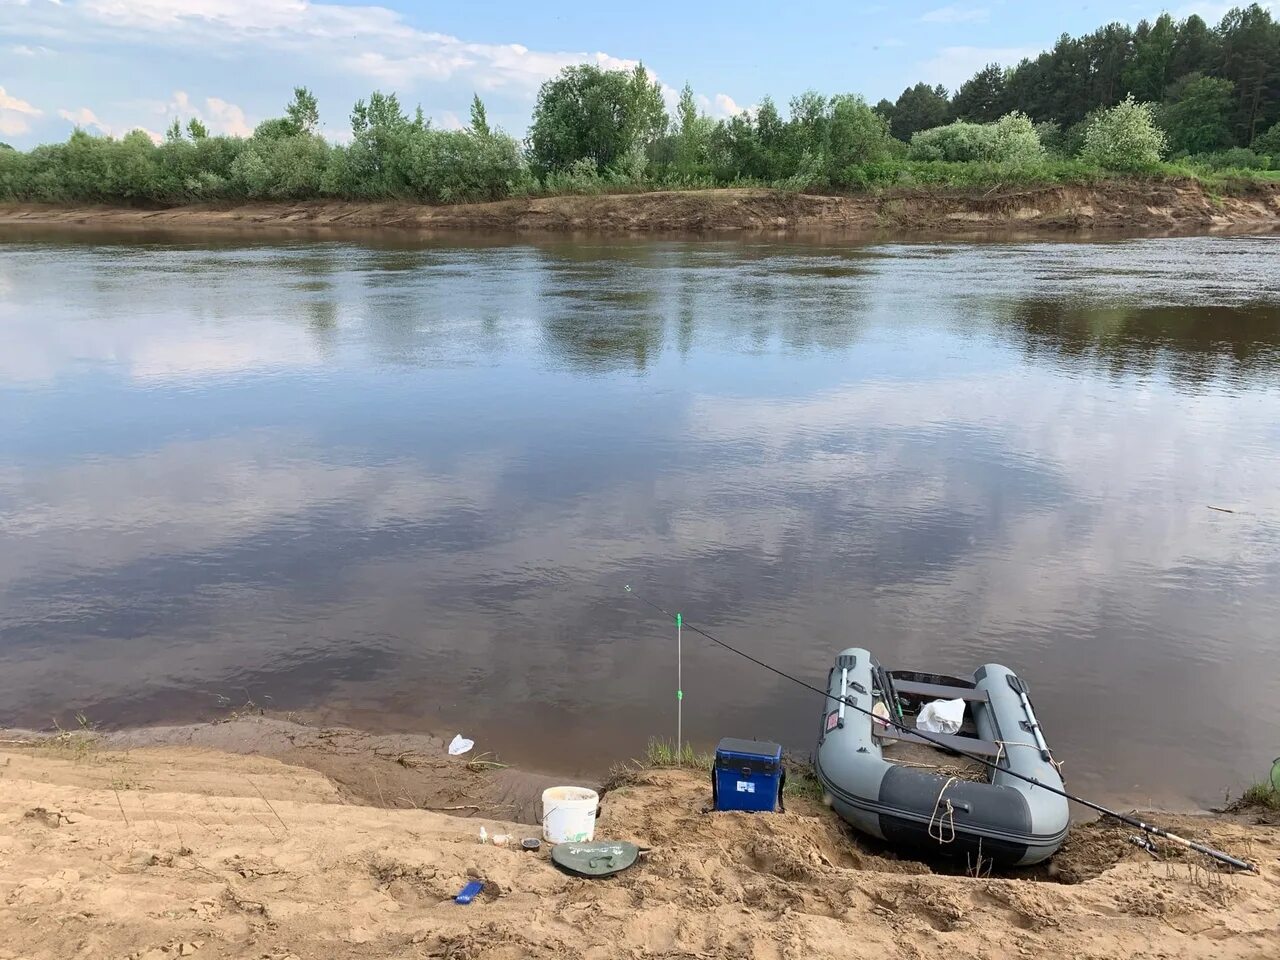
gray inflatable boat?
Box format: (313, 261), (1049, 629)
(814, 647), (1068, 865)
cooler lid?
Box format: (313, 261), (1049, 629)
(715, 737), (782, 759)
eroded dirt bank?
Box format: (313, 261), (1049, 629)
(1, 721), (1277, 959)
(2, 179), (1279, 237)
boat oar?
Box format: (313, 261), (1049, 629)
(624, 586), (1260, 874)
(1006, 674), (1051, 763)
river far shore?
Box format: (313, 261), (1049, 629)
(0, 716), (1277, 959)
(2, 179), (1280, 238)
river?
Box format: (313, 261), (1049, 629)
(1, 230), (1277, 808)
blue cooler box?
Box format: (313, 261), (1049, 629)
(712, 738), (784, 812)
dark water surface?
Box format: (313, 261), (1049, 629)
(2, 231), (1278, 807)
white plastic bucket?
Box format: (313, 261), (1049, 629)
(541, 786), (599, 843)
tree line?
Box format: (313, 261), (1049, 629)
(1, 5), (1278, 206)
(878, 4), (1280, 155)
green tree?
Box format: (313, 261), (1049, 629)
(469, 93), (490, 138)
(908, 112), (1044, 165)
(1002, 54), (1055, 120)
(165, 118), (183, 142)
(623, 63), (668, 150)
(528, 64), (664, 175)
(285, 86), (320, 135)
(1217, 4), (1280, 144)
(673, 83), (712, 179)
(753, 96), (787, 179)
(229, 147), (272, 196)
(786, 90), (830, 166)
(1045, 34), (1091, 123)
(346, 90), (416, 195)
(270, 135), (330, 197)
(1062, 108), (1103, 157)
(1082, 21), (1135, 107)
(1169, 14), (1216, 80)
(186, 133), (243, 198)
(253, 117), (301, 140)
(826, 94), (896, 182)
(1080, 95), (1167, 169)
(706, 111), (761, 181)
(1123, 14), (1176, 102)
(1251, 119), (1280, 156)
(350, 90), (411, 136)
(111, 130), (166, 201)
(990, 112), (1047, 164)
(1033, 120), (1064, 154)
(890, 83), (950, 140)
(1161, 73), (1236, 154)
(951, 64), (1007, 122)
(399, 126), (527, 202)
(186, 118), (209, 140)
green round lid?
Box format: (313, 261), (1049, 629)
(550, 840), (640, 877)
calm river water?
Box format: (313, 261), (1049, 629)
(2, 230), (1278, 807)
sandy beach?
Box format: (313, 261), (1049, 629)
(1, 718), (1276, 960)
(2, 179), (1280, 238)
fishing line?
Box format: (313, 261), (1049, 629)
(624, 585), (1258, 873)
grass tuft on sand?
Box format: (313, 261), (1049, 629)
(1239, 782), (1280, 811)
(644, 738), (714, 770)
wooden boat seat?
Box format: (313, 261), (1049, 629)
(878, 727), (1004, 758)
(891, 679), (990, 703)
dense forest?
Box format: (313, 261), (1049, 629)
(1, 5), (1278, 205)
(878, 5), (1280, 152)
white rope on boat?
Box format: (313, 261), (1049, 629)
(993, 739), (1065, 777)
(927, 776), (960, 844)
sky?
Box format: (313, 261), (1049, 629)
(0, 0), (1270, 147)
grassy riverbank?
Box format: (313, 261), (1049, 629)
(0, 718), (1277, 959)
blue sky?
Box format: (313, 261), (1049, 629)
(0, 0), (1265, 147)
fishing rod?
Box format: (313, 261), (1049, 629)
(624, 586), (1259, 874)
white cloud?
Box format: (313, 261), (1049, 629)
(712, 93), (744, 117)
(916, 46), (1039, 90)
(657, 80), (681, 115)
(74, 0), (641, 96)
(339, 44), (637, 93)
(204, 96), (252, 137)
(438, 110), (464, 131)
(694, 92), (752, 119)
(1, 86), (42, 136)
(4, 0), (672, 143)
(57, 105), (162, 142)
(57, 105), (107, 132)
(919, 5), (990, 23)
(9, 43), (53, 55)
(159, 91), (254, 137)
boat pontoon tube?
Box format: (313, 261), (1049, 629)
(814, 647), (1069, 866)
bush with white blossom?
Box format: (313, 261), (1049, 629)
(1080, 96), (1167, 171)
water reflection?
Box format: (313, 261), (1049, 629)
(0, 232), (1278, 807)
(1002, 301), (1280, 386)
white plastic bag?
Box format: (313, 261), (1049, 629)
(916, 698), (966, 735)
(448, 734), (475, 756)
